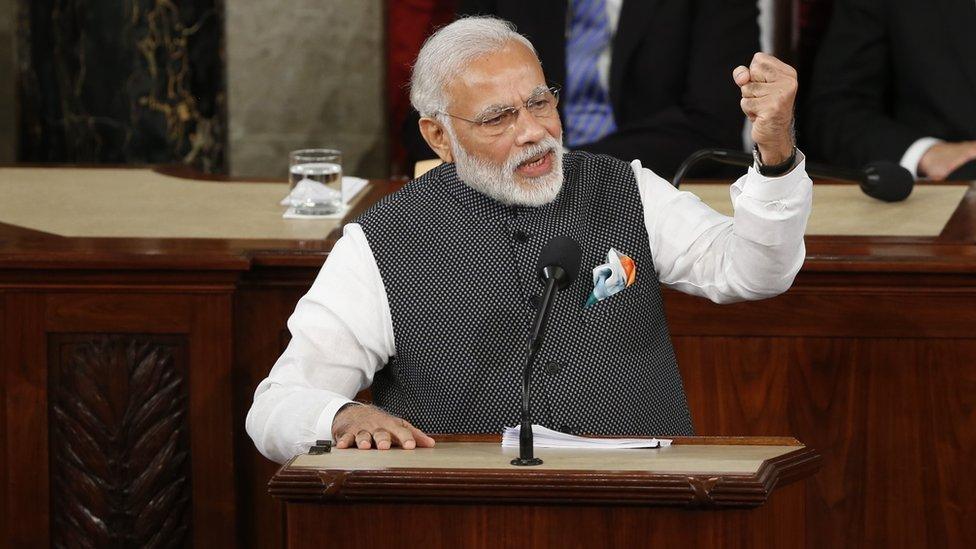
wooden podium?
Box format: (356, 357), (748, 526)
(4, 167), (975, 547)
(269, 435), (820, 549)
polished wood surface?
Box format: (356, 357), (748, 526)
(283, 487), (808, 549)
(270, 436), (819, 508)
(273, 436), (818, 549)
(2, 167), (975, 547)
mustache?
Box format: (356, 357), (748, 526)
(505, 136), (562, 172)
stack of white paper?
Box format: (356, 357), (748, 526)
(502, 425), (672, 449)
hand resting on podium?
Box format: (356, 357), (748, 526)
(332, 404), (436, 450)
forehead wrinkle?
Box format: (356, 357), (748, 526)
(446, 42), (548, 116)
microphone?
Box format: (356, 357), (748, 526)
(512, 236), (581, 466)
(672, 148), (914, 202)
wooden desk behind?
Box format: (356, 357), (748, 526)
(1, 167), (974, 547)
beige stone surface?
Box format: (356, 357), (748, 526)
(0, 168), (363, 240)
(376, 162), (967, 237)
(291, 442), (798, 474)
(683, 182), (968, 237)
(225, 0), (388, 179)
(0, 0), (15, 162)
(1, 169), (966, 239)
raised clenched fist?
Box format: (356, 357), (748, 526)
(734, 52), (799, 166)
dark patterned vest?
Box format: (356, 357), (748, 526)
(356, 151), (693, 436)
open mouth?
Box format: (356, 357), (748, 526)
(515, 150), (554, 177)
(519, 150), (552, 169)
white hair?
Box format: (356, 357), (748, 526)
(409, 16), (538, 117)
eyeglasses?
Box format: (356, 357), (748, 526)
(438, 86), (560, 138)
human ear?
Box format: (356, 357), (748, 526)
(418, 117), (455, 163)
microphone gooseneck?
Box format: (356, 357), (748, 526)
(671, 148), (914, 202)
(512, 236), (582, 466)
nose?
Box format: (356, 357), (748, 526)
(512, 109), (547, 147)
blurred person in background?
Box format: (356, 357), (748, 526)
(403, 0), (760, 179)
(804, 0), (976, 181)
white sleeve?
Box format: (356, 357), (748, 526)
(245, 223), (395, 463)
(634, 152), (813, 304)
(900, 137), (942, 179)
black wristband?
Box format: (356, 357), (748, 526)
(754, 145), (797, 177)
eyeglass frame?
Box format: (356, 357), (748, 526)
(435, 85), (561, 136)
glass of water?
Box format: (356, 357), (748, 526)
(288, 149), (343, 215)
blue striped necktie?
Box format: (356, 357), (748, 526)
(565, 0), (617, 147)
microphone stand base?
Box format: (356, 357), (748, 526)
(510, 457), (544, 466)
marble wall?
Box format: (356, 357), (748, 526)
(0, 0), (15, 162)
(16, 0), (226, 172)
(225, 0), (388, 179)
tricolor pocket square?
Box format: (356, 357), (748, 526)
(585, 248), (637, 308)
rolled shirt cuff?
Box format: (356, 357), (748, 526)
(313, 396), (359, 443)
(738, 150), (811, 203)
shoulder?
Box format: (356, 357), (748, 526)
(355, 164), (446, 227)
(565, 149), (632, 171)
(564, 150), (638, 187)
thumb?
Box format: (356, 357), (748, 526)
(732, 66), (750, 87)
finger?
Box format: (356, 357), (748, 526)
(355, 429), (373, 450)
(388, 418), (416, 448)
(406, 423), (437, 448)
(739, 82), (772, 99)
(335, 432), (356, 449)
(740, 97), (762, 117)
(748, 53), (784, 84)
(750, 52), (795, 77)
(732, 65), (750, 87)
(388, 424), (417, 449)
(945, 152), (975, 176)
(763, 53), (797, 78)
(748, 63), (772, 83)
(372, 429), (392, 450)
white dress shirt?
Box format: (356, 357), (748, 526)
(901, 137), (943, 179)
(246, 157), (813, 463)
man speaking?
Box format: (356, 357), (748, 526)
(247, 17), (812, 463)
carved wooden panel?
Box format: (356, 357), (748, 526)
(48, 334), (191, 549)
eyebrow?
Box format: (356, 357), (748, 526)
(476, 85), (551, 117)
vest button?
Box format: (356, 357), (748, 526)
(513, 229), (530, 242)
(529, 294), (542, 309)
(559, 424), (575, 434)
(545, 361), (564, 374)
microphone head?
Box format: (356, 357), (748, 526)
(861, 161), (914, 202)
(538, 236), (582, 290)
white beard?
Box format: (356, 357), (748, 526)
(447, 127), (565, 207)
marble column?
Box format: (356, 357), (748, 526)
(16, 0), (226, 172)
(225, 0), (388, 179)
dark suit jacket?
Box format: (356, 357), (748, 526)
(804, 0), (976, 176)
(404, 0), (759, 178)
